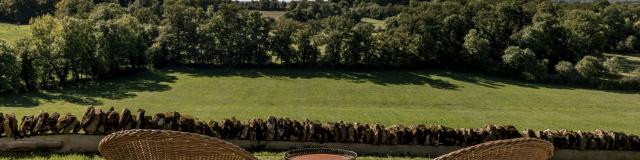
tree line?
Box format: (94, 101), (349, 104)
(1, 0), (640, 94)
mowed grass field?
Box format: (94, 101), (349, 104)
(0, 23), (29, 45)
(1, 67), (639, 134)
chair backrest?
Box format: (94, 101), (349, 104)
(434, 138), (554, 160)
(99, 129), (258, 160)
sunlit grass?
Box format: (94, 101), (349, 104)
(0, 23), (29, 45)
(361, 17), (386, 30)
(259, 11), (286, 19)
(1, 67), (639, 134)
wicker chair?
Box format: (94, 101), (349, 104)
(434, 138), (554, 160)
(98, 129), (258, 160)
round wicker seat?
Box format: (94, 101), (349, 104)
(284, 148), (358, 160)
(98, 129), (258, 160)
(434, 138), (554, 160)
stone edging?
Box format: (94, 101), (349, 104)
(2, 108), (639, 151)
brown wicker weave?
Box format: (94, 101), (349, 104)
(98, 129), (258, 160)
(434, 138), (554, 160)
(284, 148), (358, 160)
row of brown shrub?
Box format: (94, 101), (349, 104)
(1, 107), (639, 151)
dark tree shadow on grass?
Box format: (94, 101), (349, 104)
(172, 67), (460, 90)
(175, 67), (617, 92)
(433, 72), (507, 89)
(0, 71), (176, 107)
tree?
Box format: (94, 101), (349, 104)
(28, 15), (60, 87)
(94, 15), (147, 76)
(616, 35), (638, 53)
(463, 29), (491, 69)
(502, 46), (545, 79)
(561, 10), (606, 61)
(128, 0), (163, 19)
(603, 57), (624, 74)
(89, 3), (126, 21)
(384, 1), (466, 66)
(512, 5), (568, 68)
(0, 0), (55, 23)
(575, 56), (605, 78)
(52, 17), (96, 83)
(601, 5), (628, 51)
(25, 14), (97, 87)
(152, 2), (201, 67)
(472, 2), (530, 56)
(241, 11), (273, 65)
(14, 39), (38, 90)
(439, 14), (470, 66)
(555, 61), (577, 84)
(270, 19), (301, 65)
(0, 40), (21, 93)
(130, 7), (160, 24)
(342, 22), (374, 67)
(56, 0), (94, 18)
(376, 30), (419, 67)
(316, 15), (356, 66)
(294, 24), (320, 65)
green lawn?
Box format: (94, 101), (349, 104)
(361, 17), (386, 30)
(259, 11), (286, 19)
(1, 67), (639, 134)
(257, 11), (387, 30)
(0, 23), (29, 45)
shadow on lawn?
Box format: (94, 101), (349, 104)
(174, 67), (460, 90)
(0, 71), (176, 107)
(175, 67), (588, 91)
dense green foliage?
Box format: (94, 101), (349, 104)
(0, 40), (20, 93)
(2, 0), (640, 94)
(0, 0), (55, 23)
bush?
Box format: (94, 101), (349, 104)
(616, 35), (638, 53)
(502, 46), (546, 80)
(575, 56), (605, 78)
(555, 61), (578, 83)
(0, 0), (55, 23)
(603, 57), (624, 74)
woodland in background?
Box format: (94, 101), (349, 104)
(1, 0), (640, 94)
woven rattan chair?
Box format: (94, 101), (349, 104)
(434, 138), (554, 160)
(98, 129), (258, 160)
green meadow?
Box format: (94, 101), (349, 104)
(2, 67), (639, 134)
(0, 23), (29, 45)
